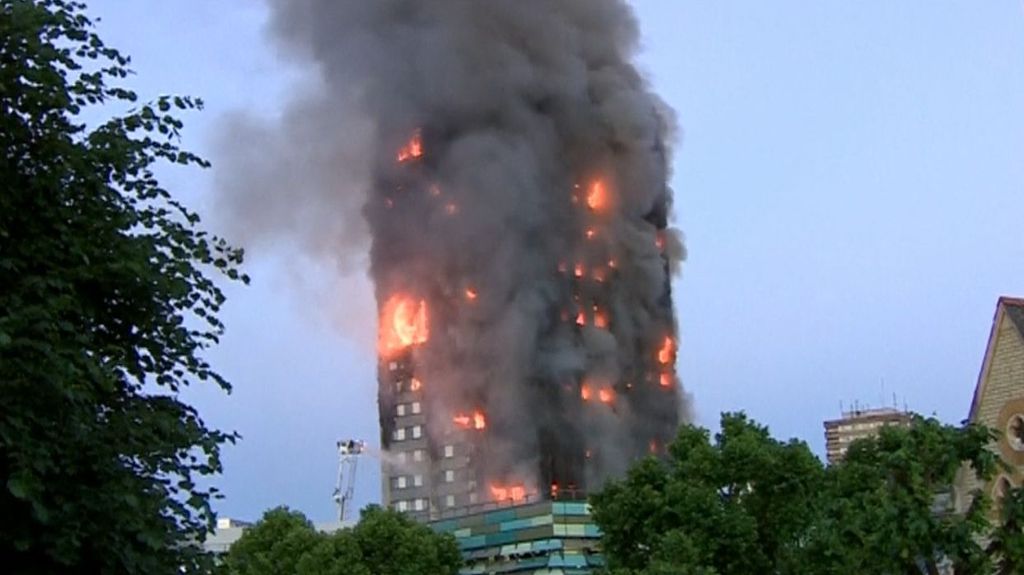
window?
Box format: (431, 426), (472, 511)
(444, 469), (455, 483)
(397, 404), (407, 417)
(396, 500), (408, 512)
(413, 449), (425, 462)
(397, 451), (407, 464)
(414, 498), (426, 511)
(469, 492), (478, 504)
(393, 427), (406, 441)
(411, 401), (422, 415)
(411, 425), (422, 439)
(443, 444), (454, 458)
(395, 476), (407, 489)
(389, 361), (398, 372)
(413, 474), (423, 487)
(1008, 414), (1024, 452)
(445, 495), (456, 508)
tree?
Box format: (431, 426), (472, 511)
(591, 413), (1024, 575)
(0, 1), (245, 572)
(222, 506), (462, 575)
(590, 413), (824, 575)
(801, 418), (999, 575)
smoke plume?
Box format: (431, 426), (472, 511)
(217, 0), (689, 501)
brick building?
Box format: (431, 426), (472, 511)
(955, 296), (1024, 514)
(823, 406), (913, 465)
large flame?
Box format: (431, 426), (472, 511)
(453, 410), (486, 430)
(658, 337), (675, 365)
(490, 484), (526, 502)
(396, 130), (423, 162)
(379, 295), (429, 355)
(580, 384), (592, 401)
(587, 180), (606, 211)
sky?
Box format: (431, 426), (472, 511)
(84, 1), (1023, 523)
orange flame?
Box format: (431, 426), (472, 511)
(576, 311), (586, 326)
(410, 378), (422, 391)
(658, 337), (675, 365)
(574, 263), (585, 278)
(585, 228), (596, 240)
(490, 484), (526, 502)
(598, 388), (614, 404)
(465, 288), (478, 301)
(453, 411), (486, 430)
(445, 202), (458, 216)
(380, 295), (429, 355)
(397, 130), (423, 162)
(592, 267), (607, 283)
(587, 180), (606, 211)
(384, 197), (394, 209)
(655, 231), (665, 250)
(550, 482), (560, 498)
(580, 384), (592, 401)
(649, 439), (658, 454)
(608, 258), (617, 269)
(594, 309), (608, 329)
(660, 373), (672, 388)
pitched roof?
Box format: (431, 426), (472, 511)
(967, 297), (1024, 422)
(1005, 299), (1024, 340)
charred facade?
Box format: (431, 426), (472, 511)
(375, 128), (683, 516)
(239, 0), (690, 517)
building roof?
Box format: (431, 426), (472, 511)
(1006, 300), (1024, 340)
(967, 297), (1024, 422)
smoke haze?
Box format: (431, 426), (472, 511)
(217, 0), (688, 498)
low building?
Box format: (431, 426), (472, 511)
(201, 517), (350, 557)
(429, 498), (603, 574)
(955, 296), (1024, 515)
(823, 406), (913, 464)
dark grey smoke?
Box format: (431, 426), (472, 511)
(218, 0), (688, 499)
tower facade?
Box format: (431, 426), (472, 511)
(375, 131), (683, 519)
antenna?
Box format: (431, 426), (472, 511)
(333, 439), (366, 523)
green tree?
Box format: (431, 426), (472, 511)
(222, 508), (322, 575)
(0, 1), (245, 572)
(222, 506), (461, 575)
(591, 413), (825, 575)
(592, 413), (1024, 575)
(801, 418), (999, 575)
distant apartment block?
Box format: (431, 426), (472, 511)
(824, 406), (913, 464)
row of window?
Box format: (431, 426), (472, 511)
(391, 443), (457, 460)
(391, 469), (458, 490)
(393, 494), (463, 511)
(392, 425), (423, 441)
(394, 498), (429, 512)
(396, 402), (422, 417)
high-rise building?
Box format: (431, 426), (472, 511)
(823, 406), (913, 465)
(375, 130), (683, 520)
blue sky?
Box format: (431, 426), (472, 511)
(86, 1), (1023, 522)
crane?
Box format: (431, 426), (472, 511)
(332, 439), (366, 523)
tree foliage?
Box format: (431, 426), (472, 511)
(591, 413), (1024, 575)
(222, 506), (462, 575)
(0, 1), (245, 572)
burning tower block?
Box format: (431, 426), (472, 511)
(376, 126), (684, 520)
